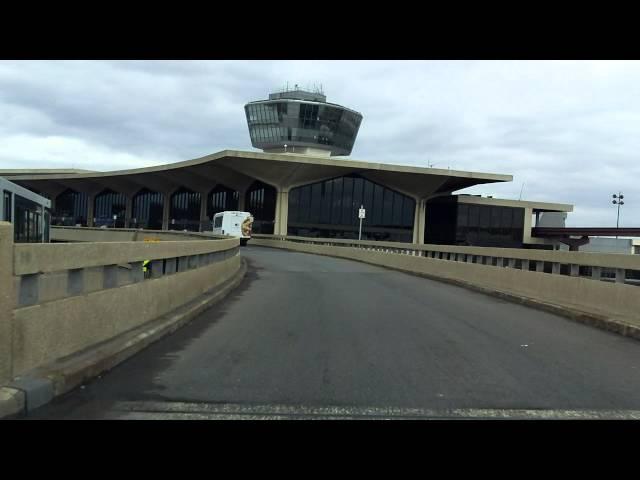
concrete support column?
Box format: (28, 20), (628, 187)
(508, 258), (516, 269)
(522, 207), (534, 244)
(522, 259), (530, 271)
(0, 222), (14, 383)
(615, 268), (626, 284)
(570, 264), (580, 277)
(591, 266), (602, 280)
(412, 199), (426, 244)
(274, 189), (289, 236)
(552, 262), (561, 275)
(87, 194), (95, 227)
(125, 195), (133, 228)
(536, 261), (544, 272)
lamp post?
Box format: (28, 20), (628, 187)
(612, 192), (625, 238)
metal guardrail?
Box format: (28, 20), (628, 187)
(252, 234), (640, 285)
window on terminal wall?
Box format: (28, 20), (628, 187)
(14, 194), (42, 243)
(94, 189), (126, 228)
(500, 207), (513, 236)
(457, 204), (469, 227)
(478, 206), (491, 241)
(468, 205), (480, 227)
(287, 174), (415, 242)
(132, 189), (164, 230)
(54, 189), (88, 226)
(277, 102), (288, 120)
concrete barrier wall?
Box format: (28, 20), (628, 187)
(12, 256), (239, 375)
(15, 238), (237, 274)
(251, 237), (640, 328)
(253, 234), (640, 272)
(0, 224), (14, 384)
(0, 222), (242, 384)
(51, 226), (225, 243)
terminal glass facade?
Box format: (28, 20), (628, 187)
(13, 195), (44, 243)
(288, 174), (415, 242)
(425, 196), (524, 247)
(170, 187), (201, 231)
(53, 189), (88, 226)
(94, 189), (126, 228)
(2, 180), (50, 242)
(245, 181), (276, 234)
(132, 189), (164, 230)
(208, 185), (239, 218)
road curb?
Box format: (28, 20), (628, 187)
(0, 387), (26, 419)
(0, 257), (247, 420)
(255, 243), (640, 342)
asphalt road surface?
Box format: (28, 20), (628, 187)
(30, 246), (640, 419)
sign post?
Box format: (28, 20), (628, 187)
(358, 205), (365, 241)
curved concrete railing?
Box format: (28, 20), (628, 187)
(253, 234), (640, 282)
(0, 223), (244, 411)
(251, 234), (640, 338)
(50, 225), (228, 243)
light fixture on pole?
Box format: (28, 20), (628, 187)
(612, 192), (625, 238)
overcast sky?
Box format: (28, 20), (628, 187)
(0, 60), (638, 227)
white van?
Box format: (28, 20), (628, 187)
(212, 211), (253, 246)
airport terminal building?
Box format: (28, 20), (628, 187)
(0, 88), (572, 248)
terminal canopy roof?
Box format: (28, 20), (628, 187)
(3, 150), (513, 200)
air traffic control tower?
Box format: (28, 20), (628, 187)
(244, 87), (363, 157)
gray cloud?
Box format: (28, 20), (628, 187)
(0, 60), (638, 228)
